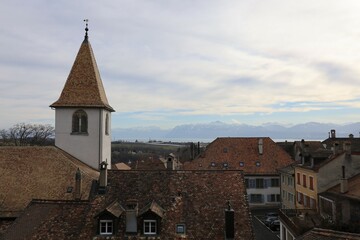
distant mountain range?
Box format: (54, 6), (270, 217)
(112, 121), (360, 142)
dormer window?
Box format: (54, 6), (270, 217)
(139, 201), (164, 236)
(72, 109), (88, 134)
(99, 219), (113, 235)
(144, 220), (157, 235)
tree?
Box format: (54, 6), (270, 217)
(0, 123), (54, 146)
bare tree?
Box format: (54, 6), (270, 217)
(0, 123), (54, 146)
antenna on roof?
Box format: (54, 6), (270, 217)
(83, 19), (89, 41)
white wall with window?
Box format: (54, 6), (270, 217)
(245, 176), (281, 205)
(55, 108), (112, 169)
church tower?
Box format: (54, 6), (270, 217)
(50, 22), (114, 169)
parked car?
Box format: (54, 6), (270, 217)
(269, 219), (280, 231)
(265, 212), (279, 218)
(264, 216), (278, 227)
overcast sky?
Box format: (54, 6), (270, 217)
(1, 0), (360, 130)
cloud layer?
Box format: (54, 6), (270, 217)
(1, 0), (360, 129)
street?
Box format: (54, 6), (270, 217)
(252, 209), (280, 240)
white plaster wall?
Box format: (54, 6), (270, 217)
(246, 176), (281, 206)
(100, 109), (112, 169)
(55, 108), (101, 169)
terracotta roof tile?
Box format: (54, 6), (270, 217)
(0, 146), (99, 217)
(296, 228), (360, 240)
(50, 38), (114, 112)
(4, 170), (255, 239)
(183, 137), (293, 174)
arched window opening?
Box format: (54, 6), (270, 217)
(72, 110), (88, 134)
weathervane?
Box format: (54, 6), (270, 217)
(84, 19), (89, 40)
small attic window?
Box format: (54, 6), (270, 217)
(255, 161), (261, 167)
(176, 224), (186, 234)
(223, 162), (229, 168)
(211, 162), (216, 167)
(239, 162), (244, 167)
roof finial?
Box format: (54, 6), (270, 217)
(84, 19), (89, 41)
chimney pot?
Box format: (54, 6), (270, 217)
(258, 138), (263, 155)
(99, 161), (108, 194)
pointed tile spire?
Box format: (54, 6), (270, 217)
(50, 22), (114, 112)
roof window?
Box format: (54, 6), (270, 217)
(176, 224), (186, 234)
(239, 162), (244, 167)
(255, 161), (261, 167)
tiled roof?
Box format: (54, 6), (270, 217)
(183, 137), (293, 174)
(296, 228), (360, 240)
(50, 37), (114, 112)
(3, 170), (255, 239)
(2, 200), (93, 240)
(322, 137), (360, 152)
(0, 146), (99, 217)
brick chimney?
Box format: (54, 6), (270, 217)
(74, 168), (82, 200)
(340, 166), (348, 194)
(331, 129), (336, 139)
(99, 161), (108, 194)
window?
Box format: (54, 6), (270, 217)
(72, 110), (88, 133)
(288, 193), (294, 203)
(223, 162), (229, 168)
(288, 176), (294, 187)
(271, 178), (279, 187)
(144, 220), (157, 235)
(282, 175), (285, 184)
(239, 162), (244, 167)
(309, 176), (314, 190)
(304, 195), (310, 208)
(297, 192), (303, 204)
(100, 220), (113, 235)
(267, 194), (281, 202)
(256, 178), (264, 188)
(105, 113), (109, 135)
(255, 161), (261, 167)
(297, 173), (301, 185)
(246, 179), (256, 188)
(210, 162), (216, 167)
(310, 198), (316, 209)
(282, 190), (286, 199)
(303, 174), (307, 188)
(250, 194), (263, 203)
(176, 224), (186, 234)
